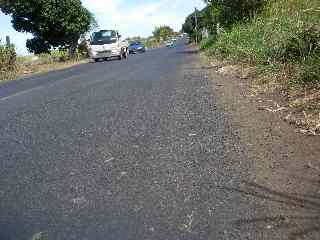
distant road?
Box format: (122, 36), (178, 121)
(0, 39), (277, 240)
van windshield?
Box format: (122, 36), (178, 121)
(91, 30), (117, 45)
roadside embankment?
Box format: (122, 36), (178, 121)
(194, 1), (319, 235)
(201, 53), (320, 239)
(200, 0), (320, 134)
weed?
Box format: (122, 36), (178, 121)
(200, 35), (217, 50)
(202, 0), (320, 88)
(0, 43), (17, 80)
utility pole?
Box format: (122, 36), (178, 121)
(194, 8), (198, 44)
(5, 36), (10, 46)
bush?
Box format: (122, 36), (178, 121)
(205, 0), (320, 86)
(37, 50), (69, 64)
(275, 22), (320, 63)
(211, 18), (270, 64)
(296, 54), (320, 86)
(143, 38), (159, 49)
(23, 49), (86, 66)
(0, 43), (17, 78)
(200, 35), (217, 50)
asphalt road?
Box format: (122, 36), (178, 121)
(0, 40), (278, 240)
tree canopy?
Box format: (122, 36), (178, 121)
(153, 26), (175, 42)
(204, 0), (266, 25)
(183, 0), (266, 41)
(0, 0), (95, 54)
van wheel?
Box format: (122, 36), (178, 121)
(118, 51), (123, 60)
(124, 49), (129, 59)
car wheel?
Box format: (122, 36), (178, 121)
(94, 58), (100, 62)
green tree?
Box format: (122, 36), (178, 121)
(203, 0), (265, 25)
(182, 8), (210, 42)
(183, 0), (265, 42)
(0, 0), (95, 56)
(153, 26), (174, 42)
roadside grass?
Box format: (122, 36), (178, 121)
(0, 43), (17, 80)
(200, 35), (217, 50)
(203, 0), (320, 88)
(201, 0), (320, 133)
(142, 38), (160, 49)
(17, 58), (89, 78)
(1, 49), (88, 81)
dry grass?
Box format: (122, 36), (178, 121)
(0, 58), (88, 82)
(285, 111), (320, 135)
(0, 44), (17, 81)
(204, 52), (320, 136)
(18, 59), (88, 76)
(1, 48), (89, 82)
(285, 91), (320, 135)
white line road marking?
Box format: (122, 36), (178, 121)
(0, 85), (46, 102)
(0, 75), (80, 102)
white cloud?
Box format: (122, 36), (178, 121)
(82, 0), (205, 38)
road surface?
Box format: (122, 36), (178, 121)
(0, 40), (276, 239)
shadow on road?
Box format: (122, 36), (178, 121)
(176, 49), (200, 55)
(223, 180), (320, 239)
(181, 66), (218, 71)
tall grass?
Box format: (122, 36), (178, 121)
(0, 43), (17, 80)
(200, 35), (217, 50)
(205, 0), (320, 87)
(143, 38), (160, 49)
(1, 48), (87, 81)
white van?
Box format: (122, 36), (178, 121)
(89, 30), (129, 62)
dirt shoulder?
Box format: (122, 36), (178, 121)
(201, 55), (320, 239)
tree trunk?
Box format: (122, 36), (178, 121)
(68, 40), (78, 59)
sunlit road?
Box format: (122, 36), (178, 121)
(0, 39), (278, 240)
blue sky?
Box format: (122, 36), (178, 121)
(0, 0), (205, 55)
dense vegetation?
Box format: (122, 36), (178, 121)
(183, 0), (265, 41)
(0, 42), (16, 78)
(0, 44), (88, 81)
(183, 0), (320, 88)
(127, 25), (177, 49)
(153, 26), (175, 42)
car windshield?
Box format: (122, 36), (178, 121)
(130, 42), (141, 46)
(91, 30), (117, 45)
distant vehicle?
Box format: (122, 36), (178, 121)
(166, 40), (176, 48)
(89, 30), (129, 62)
(129, 41), (146, 54)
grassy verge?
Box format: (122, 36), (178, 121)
(17, 51), (88, 77)
(1, 49), (87, 82)
(201, 0), (320, 134)
(142, 37), (160, 49)
(203, 0), (319, 87)
(0, 43), (17, 80)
